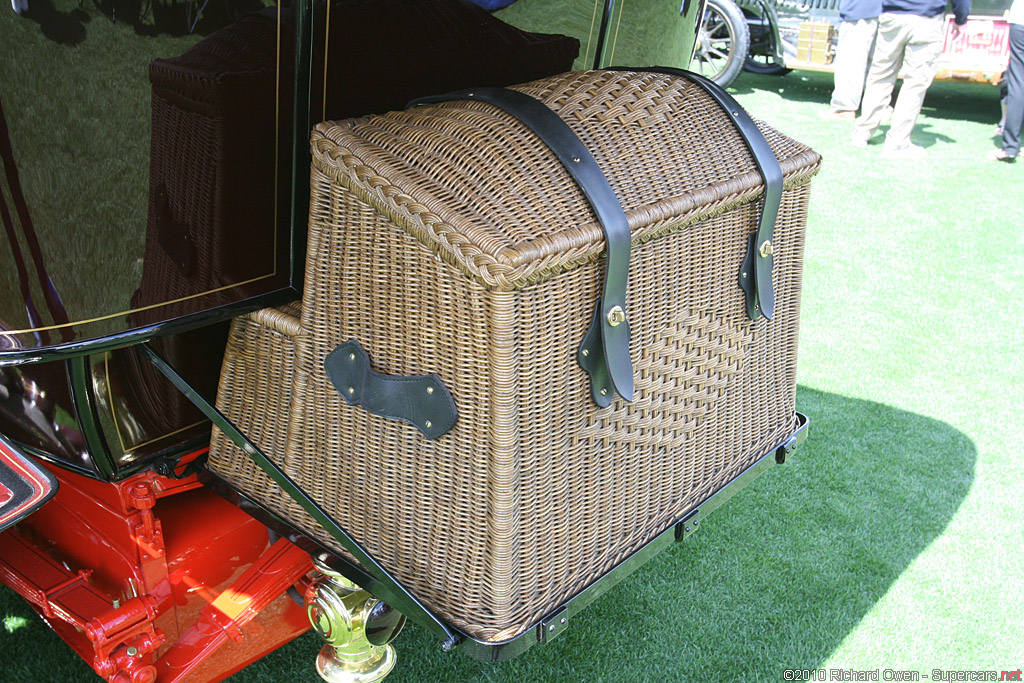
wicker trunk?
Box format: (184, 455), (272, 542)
(208, 69), (822, 642)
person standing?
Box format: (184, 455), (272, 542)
(851, 0), (970, 158)
(988, 0), (1023, 161)
(830, 0), (884, 118)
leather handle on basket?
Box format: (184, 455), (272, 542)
(325, 340), (458, 439)
(154, 183), (195, 276)
(614, 66), (784, 321)
(408, 88), (634, 408)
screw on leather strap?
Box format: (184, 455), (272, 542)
(408, 88), (634, 407)
(615, 66), (783, 321)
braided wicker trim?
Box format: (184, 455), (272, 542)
(310, 72), (821, 290)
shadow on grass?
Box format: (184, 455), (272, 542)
(20, 0), (91, 45)
(868, 122), (956, 148)
(732, 69), (1001, 125)
(15, 0), (268, 43)
(0, 386), (975, 681)
(909, 123), (956, 147)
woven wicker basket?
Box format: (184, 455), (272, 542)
(208, 69), (821, 642)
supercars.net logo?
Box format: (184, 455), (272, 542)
(784, 669), (1024, 682)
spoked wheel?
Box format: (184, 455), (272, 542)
(743, 11), (791, 76)
(690, 0), (750, 88)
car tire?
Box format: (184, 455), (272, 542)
(744, 52), (791, 75)
(690, 0), (750, 88)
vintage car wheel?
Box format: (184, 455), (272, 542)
(744, 52), (791, 75)
(691, 0), (750, 88)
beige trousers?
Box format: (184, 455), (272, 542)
(853, 12), (945, 148)
(831, 17), (879, 113)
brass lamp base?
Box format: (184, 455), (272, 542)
(314, 641), (398, 683)
(307, 557), (405, 683)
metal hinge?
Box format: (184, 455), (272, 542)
(153, 452), (206, 480)
(675, 510), (703, 542)
(775, 412), (810, 464)
(538, 608), (570, 643)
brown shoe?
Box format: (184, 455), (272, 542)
(824, 109), (857, 120)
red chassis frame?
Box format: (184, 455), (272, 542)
(0, 448), (313, 683)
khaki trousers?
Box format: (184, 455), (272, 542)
(853, 12), (945, 148)
(831, 17), (879, 113)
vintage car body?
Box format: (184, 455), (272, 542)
(693, 0), (1015, 86)
(0, 0), (813, 681)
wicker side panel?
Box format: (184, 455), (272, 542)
(208, 304), (366, 561)
(208, 302), (303, 504)
(281, 166), (517, 635)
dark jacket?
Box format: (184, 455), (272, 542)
(840, 0), (883, 22)
(882, 0), (971, 24)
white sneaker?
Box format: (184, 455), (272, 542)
(851, 132), (870, 149)
(881, 143), (925, 160)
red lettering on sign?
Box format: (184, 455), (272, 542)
(944, 18), (1011, 59)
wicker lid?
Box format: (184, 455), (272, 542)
(311, 69), (821, 289)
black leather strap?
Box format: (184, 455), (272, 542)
(325, 340), (458, 439)
(616, 66), (783, 320)
(409, 88), (634, 407)
(155, 184), (195, 275)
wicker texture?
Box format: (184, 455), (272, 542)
(141, 11), (285, 312)
(208, 70), (821, 641)
(211, 302), (303, 505)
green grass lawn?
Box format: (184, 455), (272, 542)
(2, 7), (1022, 682)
